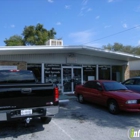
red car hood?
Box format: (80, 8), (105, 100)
(108, 90), (140, 100)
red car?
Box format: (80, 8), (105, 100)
(75, 80), (140, 114)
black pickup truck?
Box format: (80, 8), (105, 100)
(0, 70), (59, 124)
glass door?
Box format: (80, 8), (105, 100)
(73, 68), (82, 92)
(62, 67), (82, 93)
(63, 68), (72, 92)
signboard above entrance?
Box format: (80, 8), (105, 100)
(67, 54), (77, 63)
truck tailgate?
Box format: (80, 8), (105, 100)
(0, 83), (56, 110)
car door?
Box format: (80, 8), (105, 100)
(84, 81), (97, 103)
(91, 81), (107, 105)
(80, 81), (94, 101)
(86, 81), (105, 104)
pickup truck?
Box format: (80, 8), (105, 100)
(0, 70), (59, 124)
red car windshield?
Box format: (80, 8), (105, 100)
(103, 82), (127, 91)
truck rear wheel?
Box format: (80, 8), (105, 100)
(41, 117), (52, 124)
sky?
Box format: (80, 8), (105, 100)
(0, 0), (140, 48)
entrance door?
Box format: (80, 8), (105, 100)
(62, 67), (82, 94)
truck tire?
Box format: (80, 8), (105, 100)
(41, 117), (52, 124)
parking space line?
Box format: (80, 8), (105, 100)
(52, 120), (75, 140)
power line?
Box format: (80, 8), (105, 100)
(83, 24), (140, 45)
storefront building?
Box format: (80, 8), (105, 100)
(0, 40), (140, 94)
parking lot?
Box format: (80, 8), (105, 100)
(0, 98), (140, 140)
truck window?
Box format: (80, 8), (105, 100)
(0, 70), (36, 84)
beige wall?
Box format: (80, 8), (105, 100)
(124, 65), (130, 80)
(130, 70), (140, 77)
(0, 61), (27, 70)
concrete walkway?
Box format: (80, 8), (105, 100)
(59, 94), (76, 103)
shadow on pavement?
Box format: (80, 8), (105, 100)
(0, 118), (44, 139)
(57, 98), (140, 129)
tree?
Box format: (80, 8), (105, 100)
(133, 46), (140, 55)
(4, 23), (57, 46)
(22, 23), (49, 45)
(103, 43), (124, 52)
(4, 35), (24, 46)
(102, 43), (137, 54)
(103, 43), (140, 55)
(48, 28), (56, 39)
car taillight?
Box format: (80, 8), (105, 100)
(54, 87), (59, 102)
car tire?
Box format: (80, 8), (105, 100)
(78, 94), (85, 104)
(108, 99), (120, 115)
(40, 117), (52, 124)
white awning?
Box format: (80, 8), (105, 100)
(0, 45), (140, 61)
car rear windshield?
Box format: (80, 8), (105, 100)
(0, 70), (36, 84)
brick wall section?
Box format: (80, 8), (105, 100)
(130, 70), (140, 77)
(0, 61), (27, 70)
(124, 65), (130, 80)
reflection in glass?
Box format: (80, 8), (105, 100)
(63, 68), (72, 92)
(27, 64), (41, 82)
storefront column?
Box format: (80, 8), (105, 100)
(41, 63), (44, 83)
(123, 63), (130, 80)
(110, 66), (112, 80)
(81, 67), (83, 84)
(96, 65), (99, 80)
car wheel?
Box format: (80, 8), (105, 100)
(40, 117), (52, 124)
(78, 94), (85, 103)
(108, 99), (119, 115)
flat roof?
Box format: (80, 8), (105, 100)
(0, 45), (140, 61)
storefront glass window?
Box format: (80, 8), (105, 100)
(44, 64), (61, 84)
(83, 65), (96, 83)
(99, 65), (110, 80)
(27, 64), (41, 82)
(112, 66), (122, 82)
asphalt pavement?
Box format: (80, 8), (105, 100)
(0, 97), (140, 140)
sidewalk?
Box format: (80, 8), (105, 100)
(59, 94), (76, 103)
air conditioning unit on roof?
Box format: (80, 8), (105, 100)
(46, 39), (63, 46)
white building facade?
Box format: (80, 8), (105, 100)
(0, 41), (140, 94)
